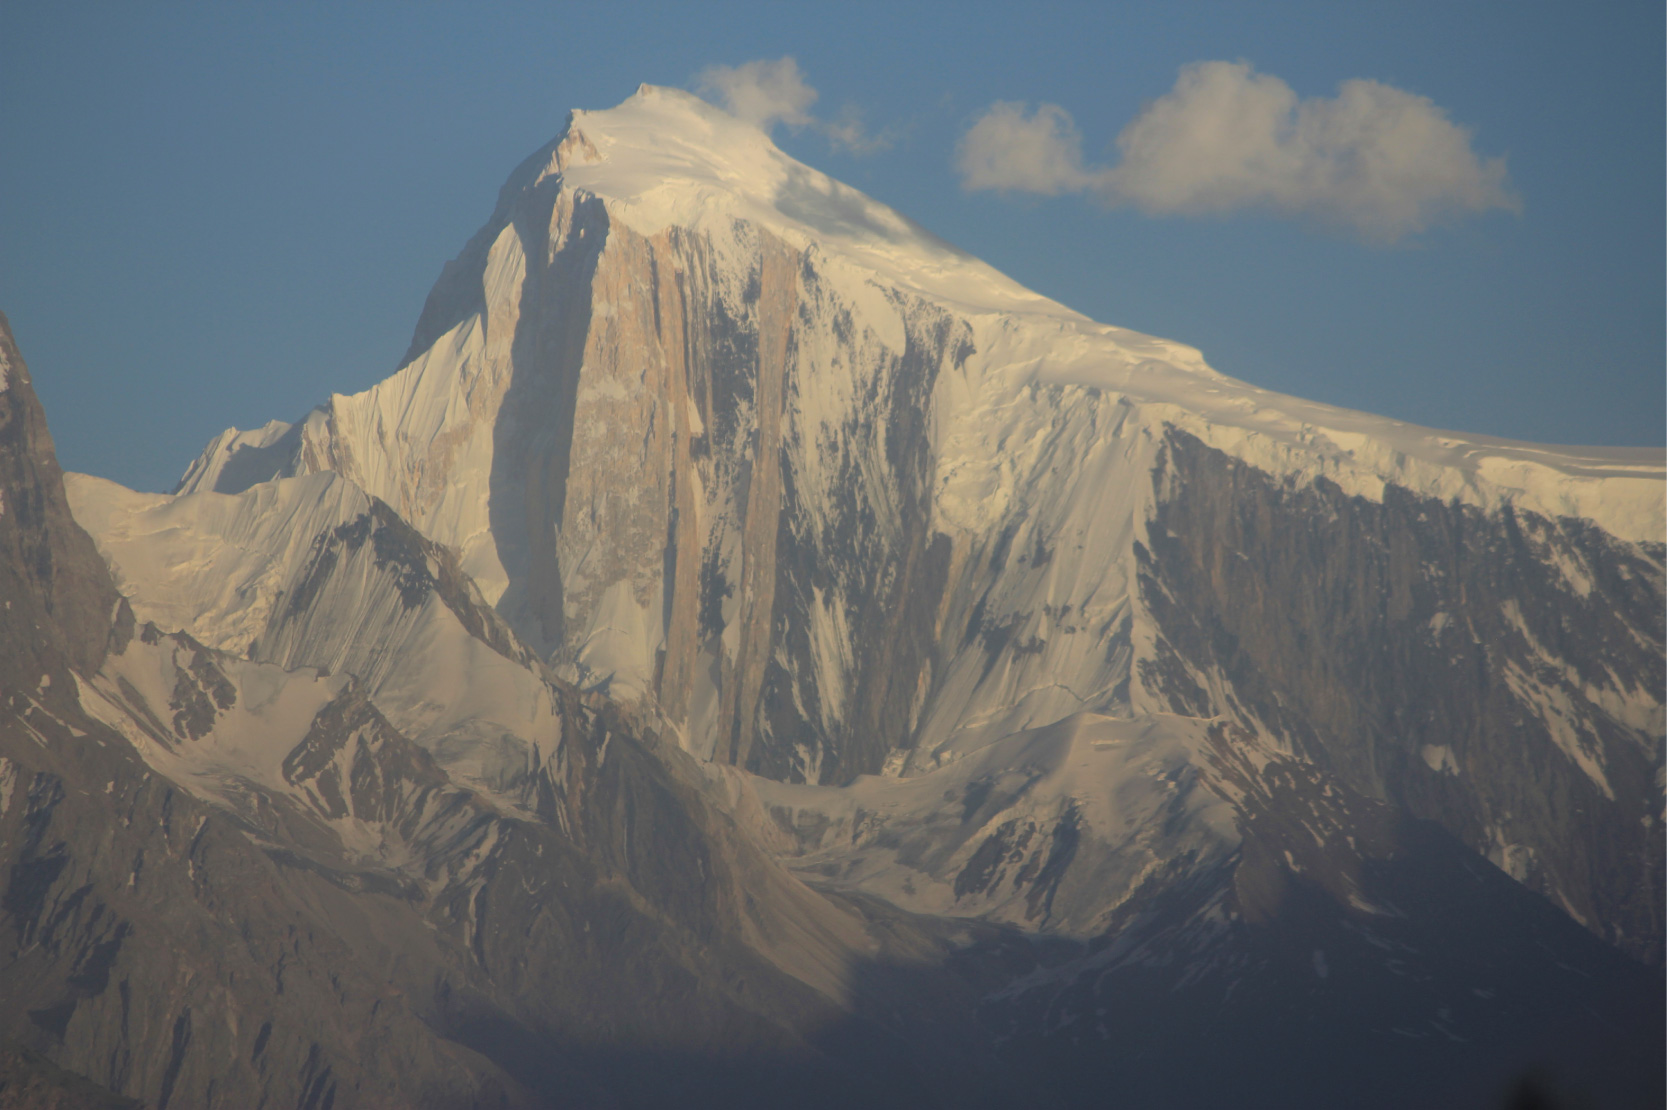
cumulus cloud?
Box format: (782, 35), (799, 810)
(696, 56), (890, 155)
(957, 61), (1521, 242)
(956, 102), (1093, 194)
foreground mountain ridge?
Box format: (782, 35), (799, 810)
(3, 85), (1662, 1108)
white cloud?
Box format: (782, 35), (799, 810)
(695, 57), (890, 156)
(956, 102), (1092, 194)
(697, 57), (818, 134)
(824, 105), (894, 156)
(958, 62), (1522, 242)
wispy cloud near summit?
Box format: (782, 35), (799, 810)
(958, 62), (1521, 243)
(696, 56), (892, 155)
(696, 57), (819, 134)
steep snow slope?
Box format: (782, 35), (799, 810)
(69, 471), (570, 803)
(720, 712), (1241, 934)
(79, 622), (511, 882)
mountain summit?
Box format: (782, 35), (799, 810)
(10, 88), (1662, 1107)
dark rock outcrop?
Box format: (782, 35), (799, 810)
(1138, 429), (1665, 962)
(0, 1044), (141, 1110)
(0, 312), (120, 690)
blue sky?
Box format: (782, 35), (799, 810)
(2, 1), (1661, 492)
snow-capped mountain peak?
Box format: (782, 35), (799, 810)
(17, 83), (1662, 1108)
(146, 86), (1663, 808)
(546, 84), (1073, 319)
(182, 87), (1662, 546)
(542, 87), (1663, 534)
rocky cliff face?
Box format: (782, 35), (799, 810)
(1139, 430), (1664, 962)
(0, 1044), (141, 1109)
(186, 178), (970, 788)
(0, 312), (119, 692)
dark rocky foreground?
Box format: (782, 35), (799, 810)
(0, 1043), (141, 1109)
(969, 722), (1663, 1109)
